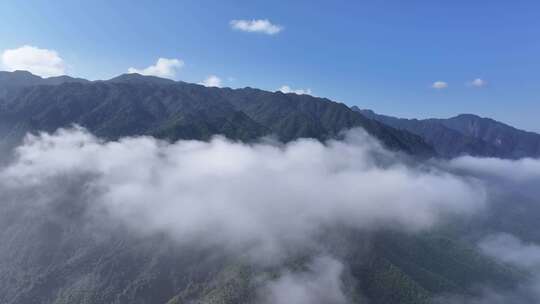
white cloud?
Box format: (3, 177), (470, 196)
(279, 85), (312, 95)
(432, 81), (448, 89)
(259, 256), (349, 304)
(2, 127), (486, 263)
(479, 233), (540, 269)
(5, 125), (540, 302)
(1, 45), (65, 77)
(448, 156), (540, 182)
(230, 19), (284, 35)
(199, 75), (222, 87)
(437, 234), (540, 304)
(469, 78), (487, 88)
(434, 157), (540, 304)
(128, 58), (183, 79)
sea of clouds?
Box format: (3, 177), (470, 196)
(1, 126), (540, 303)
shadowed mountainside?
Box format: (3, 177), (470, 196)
(353, 107), (540, 159)
(0, 71), (434, 157)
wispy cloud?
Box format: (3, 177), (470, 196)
(259, 256), (349, 304)
(436, 233), (540, 304)
(433, 156), (540, 304)
(1, 45), (65, 77)
(432, 81), (448, 89)
(128, 57), (183, 79)
(279, 85), (312, 95)
(230, 19), (284, 35)
(199, 75), (222, 87)
(479, 233), (540, 269)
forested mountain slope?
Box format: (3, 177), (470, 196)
(0, 72), (434, 156)
(354, 107), (540, 158)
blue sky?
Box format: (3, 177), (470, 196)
(1, 0), (539, 131)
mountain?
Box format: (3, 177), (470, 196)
(0, 70), (45, 87)
(0, 208), (521, 304)
(0, 81), (267, 150)
(0, 70), (89, 101)
(0, 71), (434, 156)
(440, 114), (540, 158)
(0, 70), (89, 87)
(0, 71), (531, 304)
(0, 175), (523, 304)
(107, 73), (176, 85)
(217, 87), (434, 155)
(353, 107), (540, 159)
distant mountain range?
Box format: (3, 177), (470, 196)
(0, 70), (89, 88)
(352, 107), (540, 159)
(2, 71), (538, 160)
(0, 71), (434, 156)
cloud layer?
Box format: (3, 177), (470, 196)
(3, 126), (540, 302)
(230, 19), (284, 35)
(128, 57), (183, 79)
(1, 127), (486, 262)
(448, 156), (540, 183)
(1, 45), (65, 77)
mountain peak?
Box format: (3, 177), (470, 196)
(453, 113), (482, 120)
(107, 73), (176, 85)
(352, 107), (375, 116)
(0, 70), (89, 87)
(11, 70), (37, 76)
(358, 108), (540, 158)
(0, 70), (44, 86)
(44, 75), (90, 85)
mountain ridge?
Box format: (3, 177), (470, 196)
(4, 70), (539, 159)
(0, 70), (89, 86)
(0, 71), (435, 157)
(352, 106), (540, 159)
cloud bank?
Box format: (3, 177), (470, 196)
(230, 19), (283, 35)
(448, 156), (540, 182)
(128, 57), (183, 79)
(1, 45), (65, 77)
(3, 126), (540, 302)
(1, 127), (486, 263)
